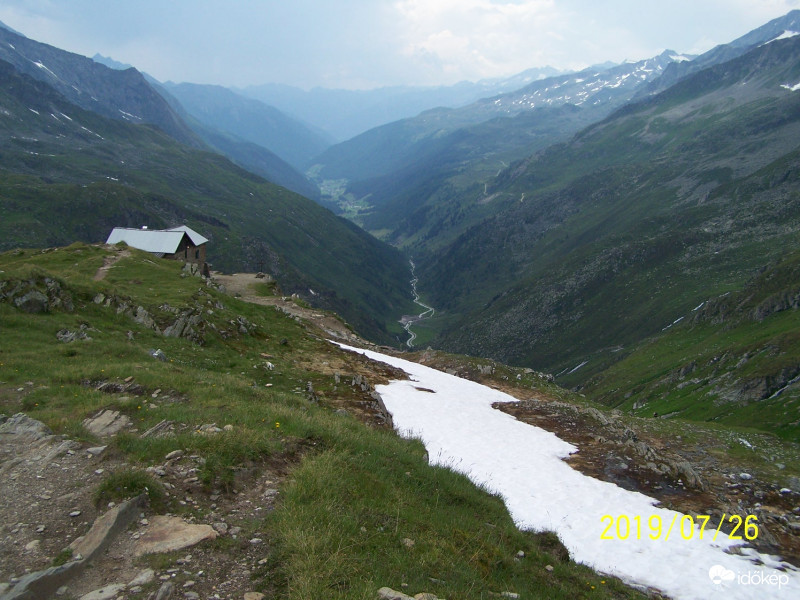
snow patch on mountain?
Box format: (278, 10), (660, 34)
(765, 30), (800, 44)
(489, 52), (693, 113)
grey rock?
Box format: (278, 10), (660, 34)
(149, 348), (168, 362)
(128, 568), (155, 587)
(152, 581), (175, 600)
(78, 583), (125, 600)
(133, 306), (158, 331)
(14, 290), (49, 313)
(377, 588), (415, 600)
(83, 410), (131, 437)
(56, 325), (92, 343)
(0, 562), (85, 600)
(0, 413), (53, 441)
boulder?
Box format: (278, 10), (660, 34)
(133, 516), (217, 556)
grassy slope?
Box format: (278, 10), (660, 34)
(0, 244), (644, 599)
(0, 58), (415, 345)
(579, 250), (800, 443)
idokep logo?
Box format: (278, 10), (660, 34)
(709, 564), (790, 589)
(709, 565), (736, 585)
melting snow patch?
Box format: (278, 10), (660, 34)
(567, 361), (588, 374)
(80, 126), (104, 140)
(118, 109), (142, 121)
(32, 61), (59, 80)
(28, 108), (39, 115)
(662, 316), (685, 331)
(766, 30), (800, 45)
(781, 82), (800, 92)
(336, 343), (800, 599)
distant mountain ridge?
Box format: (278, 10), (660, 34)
(638, 9), (800, 97)
(308, 49), (692, 243)
(0, 26), (199, 147)
(163, 82), (332, 171)
(151, 80), (322, 199)
(241, 66), (567, 142)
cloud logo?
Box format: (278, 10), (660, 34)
(709, 565), (736, 585)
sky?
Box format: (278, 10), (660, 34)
(1, 0), (799, 90)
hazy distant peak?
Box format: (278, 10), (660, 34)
(92, 53), (134, 71)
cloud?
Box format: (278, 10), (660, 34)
(392, 0), (800, 85)
(394, 0), (565, 82)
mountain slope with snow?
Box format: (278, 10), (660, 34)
(0, 25), (199, 146)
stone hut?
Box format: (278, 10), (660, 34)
(105, 225), (209, 275)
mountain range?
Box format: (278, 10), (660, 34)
(307, 50), (695, 233)
(1, 9), (800, 442)
(0, 23), (415, 344)
(240, 65), (566, 142)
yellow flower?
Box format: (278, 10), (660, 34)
(275, 422), (280, 428)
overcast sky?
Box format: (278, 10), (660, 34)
(1, 0), (799, 90)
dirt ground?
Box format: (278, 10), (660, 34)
(213, 273), (361, 345)
(0, 408), (290, 600)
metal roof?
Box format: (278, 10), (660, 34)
(105, 225), (207, 254)
(166, 226), (209, 246)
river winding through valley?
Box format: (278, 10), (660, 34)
(402, 260), (435, 348)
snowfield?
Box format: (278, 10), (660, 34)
(337, 343), (800, 600)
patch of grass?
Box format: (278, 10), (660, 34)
(94, 468), (166, 511)
(51, 548), (74, 567)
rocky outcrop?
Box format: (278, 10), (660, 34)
(0, 277), (73, 313)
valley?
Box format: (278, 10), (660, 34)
(1, 7), (800, 599)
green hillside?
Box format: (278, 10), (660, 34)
(416, 36), (800, 381)
(0, 59), (415, 345)
(580, 249), (800, 443)
(0, 244), (645, 599)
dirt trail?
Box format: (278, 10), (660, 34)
(92, 248), (130, 281)
(213, 272), (361, 343)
